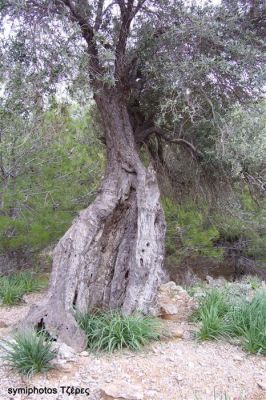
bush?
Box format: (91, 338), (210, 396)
(1, 330), (56, 376)
(77, 311), (161, 352)
(0, 271), (48, 305)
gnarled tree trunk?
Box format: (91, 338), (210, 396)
(24, 89), (166, 351)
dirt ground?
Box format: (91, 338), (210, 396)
(0, 291), (265, 400)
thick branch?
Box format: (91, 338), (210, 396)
(133, 0), (147, 16)
(136, 126), (203, 160)
(94, 0), (105, 31)
(60, 0), (102, 77)
(115, 0), (135, 80)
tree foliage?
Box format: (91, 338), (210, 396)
(0, 102), (104, 256)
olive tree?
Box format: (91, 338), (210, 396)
(0, 0), (264, 350)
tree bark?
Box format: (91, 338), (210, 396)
(23, 89), (166, 351)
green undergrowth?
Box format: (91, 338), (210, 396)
(192, 284), (266, 354)
(0, 271), (48, 305)
(162, 191), (266, 270)
(0, 329), (56, 376)
(77, 311), (162, 352)
(162, 197), (223, 266)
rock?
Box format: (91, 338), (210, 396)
(187, 361), (195, 368)
(161, 303), (179, 315)
(56, 342), (77, 360)
(233, 355), (243, 362)
(160, 281), (177, 291)
(145, 389), (160, 397)
(152, 281), (196, 321)
(80, 350), (89, 357)
(206, 276), (227, 288)
(100, 381), (144, 400)
(52, 359), (73, 370)
(169, 328), (184, 339)
(166, 357), (175, 362)
(257, 381), (266, 391)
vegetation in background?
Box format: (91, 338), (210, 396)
(77, 311), (161, 352)
(192, 285), (266, 355)
(162, 182), (266, 271)
(0, 271), (48, 305)
(1, 330), (56, 376)
(0, 103), (104, 259)
(163, 197), (223, 265)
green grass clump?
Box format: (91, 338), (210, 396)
(0, 271), (48, 305)
(228, 291), (266, 354)
(1, 330), (56, 376)
(77, 311), (161, 352)
(194, 285), (266, 355)
(193, 289), (230, 340)
(0, 277), (25, 305)
(10, 271), (48, 293)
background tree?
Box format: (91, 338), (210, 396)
(0, 0), (265, 350)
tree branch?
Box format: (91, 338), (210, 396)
(60, 0), (102, 77)
(133, 0), (147, 16)
(136, 126), (203, 160)
(94, 0), (105, 31)
(115, 0), (135, 80)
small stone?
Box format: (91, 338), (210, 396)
(170, 328), (184, 339)
(257, 381), (266, 391)
(160, 303), (179, 315)
(160, 313), (179, 321)
(145, 389), (160, 397)
(80, 350), (89, 357)
(160, 281), (177, 291)
(100, 381), (144, 400)
(56, 342), (76, 360)
(176, 375), (184, 382)
(233, 355), (243, 362)
(166, 357), (175, 362)
(188, 362), (195, 368)
(0, 321), (8, 328)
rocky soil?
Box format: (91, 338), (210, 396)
(0, 290), (266, 400)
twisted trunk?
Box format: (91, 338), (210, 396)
(24, 90), (166, 351)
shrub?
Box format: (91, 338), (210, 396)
(1, 330), (56, 376)
(77, 311), (161, 352)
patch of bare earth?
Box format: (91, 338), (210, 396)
(0, 291), (265, 400)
